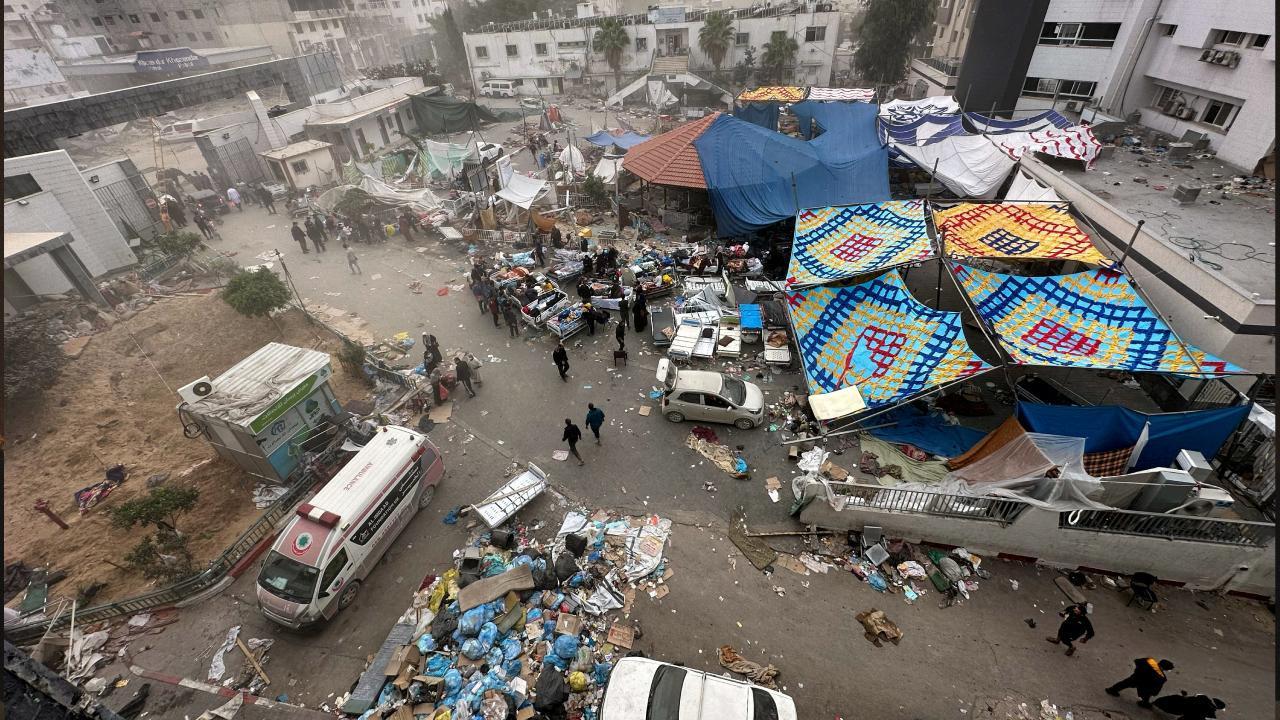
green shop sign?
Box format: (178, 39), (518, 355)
(250, 375), (319, 434)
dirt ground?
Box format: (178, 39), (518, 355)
(3, 292), (369, 607)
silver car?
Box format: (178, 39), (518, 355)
(657, 359), (765, 430)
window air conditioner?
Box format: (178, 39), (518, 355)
(1199, 49), (1213, 61)
(1226, 51), (1240, 67)
(1176, 107), (1195, 120)
(1212, 50), (1227, 64)
(1166, 102), (1184, 116)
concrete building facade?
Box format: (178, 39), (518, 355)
(462, 4), (841, 95)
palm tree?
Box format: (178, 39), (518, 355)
(761, 32), (798, 84)
(592, 18), (630, 92)
(698, 11), (735, 75)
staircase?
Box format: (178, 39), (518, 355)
(650, 53), (690, 76)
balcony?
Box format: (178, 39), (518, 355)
(294, 8), (347, 21)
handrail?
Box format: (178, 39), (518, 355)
(1058, 508), (1275, 547)
(820, 481), (1030, 525)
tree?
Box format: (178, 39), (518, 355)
(592, 18), (629, 91)
(733, 45), (757, 88)
(853, 0), (935, 86)
(428, 9), (469, 88)
(109, 485), (200, 535)
(698, 12), (735, 74)
(221, 267), (292, 320)
(761, 32), (798, 84)
(139, 230), (203, 262)
(123, 529), (195, 582)
(581, 174), (609, 207)
(4, 318), (67, 400)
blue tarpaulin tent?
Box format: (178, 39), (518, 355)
(1017, 402), (1251, 470)
(694, 109), (889, 237)
(583, 130), (650, 149)
(733, 102), (780, 131)
(868, 405), (985, 458)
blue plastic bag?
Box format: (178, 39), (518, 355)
(554, 634), (579, 659)
(502, 638), (522, 661)
(485, 646), (504, 669)
(543, 653), (568, 671)
(462, 638), (489, 660)
(416, 634), (437, 654)
(502, 658), (522, 678)
(443, 506), (461, 524)
(459, 606), (487, 637)
(593, 661), (613, 685)
(425, 655), (452, 676)
(477, 622), (499, 648)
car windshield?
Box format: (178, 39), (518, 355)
(721, 377), (747, 406)
(646, 665), (686, 720)
(257, 551), (319, 603)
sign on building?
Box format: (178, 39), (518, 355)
(649, 6), (687, 23)
(133, 48), (211, 73)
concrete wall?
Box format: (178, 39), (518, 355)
(956, 0), (1049, 113)
(798, 489), (1276, 596)
(4, 194), (78, 295)
(3, 150), (136, 285)
(267, 147), (337, 190)
(83, 157), (161, 241)
(1020, 156), (1276, 373)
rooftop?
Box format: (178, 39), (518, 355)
(1062, 147), (1276, 298)
(261, 139), (333, 160)
(3, 230), (70, 267)
(58, 45), (275, 68)
(468, 1), (832, 35)
(622, 112), (720, 189)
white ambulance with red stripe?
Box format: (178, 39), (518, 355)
(256, 425), (444, 628)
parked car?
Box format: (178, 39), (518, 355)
(477, 142), (505, 164)
(600, 657), (797, 720)
(520, 96), (544, 111)
(656, 358), (764, 429)
(480, 79), (517, 98)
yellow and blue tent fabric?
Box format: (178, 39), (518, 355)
(736, 86), (807, 103)
(953, 265), (1246, 375)
(933, 202), (1112, 266)
(788, 200), (933, 287)
(787, 269), (992, 407)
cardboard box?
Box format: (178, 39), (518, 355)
(382, 645), (422, 677)
(411, 704), (437, 717)
(555, 613), (583, 636)
(606, 623), (634, 649)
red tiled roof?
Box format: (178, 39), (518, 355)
(621, 112), (720, 189)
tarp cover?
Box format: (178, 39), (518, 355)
(733, 102), (780, 131)
(788, 200), (933, 287)
(787, 269), (991, 412)
(954, 265), (1247, 375)
(409, 92), (505, 134)
(806, 87), (875, 102)
(694, 110), (889, 237)
(582, 130), (650, 149)
(894, 133), (1015, 198)
(879, 96), (961, 124)
(1004, 168), (1062, 202)
(989, 125), (1104, 168)
(737, 86), (806, 103)
(592, 156), (623, 184)
(933, 202), (1112, 266)
(1017, 402), (1252, 470)
(940, 431), (1108, 510)
(421, 135), (480, 178)
(965, 109), (1072, 134)
(867, 405), (985, 458)
(880, 114), (967, 169)
(314, 175), (442, 212)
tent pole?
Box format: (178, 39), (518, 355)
(1115, 218), (1145, 268)
(790, 172), (800, 215)
(925, 158), (942, 308)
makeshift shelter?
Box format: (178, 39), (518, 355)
(621, 112), (720, 189)
(409, 91), (506, 134)
(893, 133), (1015, 198)
(1004, 168), (1062, 202)
(582, 130), (649, 150)
(494, 157), (548, 209)
(879, 96), (961, 124)
(953, 265), (1247, 375)
(694, 109), (889, 236)
(880, 114), (968, 170)
(787, 269), (992, 420)
(940, 429), (1109, 510)
(806, 87), (875, 102)
(737, 86), (807, 103)
(788, 199), (933, 287)
(989, 125), (1104, 168)
(866, 405), (985, 458)
(964, 109), (1072, 134)
(1017, 402), (1252, 471)
(558, 145), (586, 173)
(315, 175), (443, 212)
(592, 156), (623, 184)
(420, 135), (481, 178)
(733, 102), (780, 131)
(933, 202), (1112, 266)
(788, 100), (878, 140)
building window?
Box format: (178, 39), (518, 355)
(475, 45), (488, 58)
(308, 21), (316, 32)
(536, 77), (549, 88)
(1159, 23), (1177, 36)
(1021, 77), (1097, 99)
(1039, 22), (1121, 48)
(735, 32), (749, 46)
(535, 42), (548, 55)
(634, 37), (646, 51)
(320, 20), (328, 29)
(175, 10), (186, 19)
(293, 23), (302, 33)
(202, 31), (213, 40)
(557, 40), (585, 48)
(3, 173), (42, 201)
(159, 33), (171, 42)
(71, 17), (81, 26)
(290, 159), (310, 174)
(149, 12), (159, 21)
(506, 44), (518, 57)
(102, 14), (114, 25)
(804, 26), (825, 42)
(1214, 29), (1245, 45)
(1250, 33), (1270, 49)
(1153, 85), (1182, 109)
(193, 8), (204, 18)
(1202, 99), (1237, 127)
(185, 32), (196, 41)
(128, 13), (139, 23)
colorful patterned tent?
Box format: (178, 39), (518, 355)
(989, 125), (1104, 168)
(787, 270), (992, 411)
(879, 96), (961, 124)
(788, 200), (933, 287)
(953, 265), (1246, 375)
(933, 202), (1112, 266)
(737, 86), (806, 103)
(807, 87), (875, 102)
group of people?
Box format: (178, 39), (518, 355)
(558, 402), (606, 466)
(526, 134), (561, 170)
(419, 333), (478, 403)
(1049, 603), (1227, 719)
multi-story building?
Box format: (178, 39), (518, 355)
(461, 2), (841, 96)
(906, 0), (977, 98)
(20, 0), (231, 53)
(953, 0), (1273, 171)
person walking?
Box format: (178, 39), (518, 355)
(617, 295), (630, 330)
(454, 356), (476, 398)
(1151, 693), (1225, 720)
(1046, 603), (1094, 656)
(345, 244), (361, 274)
(399, 211), (416, 241)
(257, 186), (277, 214)
(552, 342), (569, 382)
(167, 200), (187, 228)
(291, 221), (310, 254)
(306, 216), (326, 253)
(1106, 658), (1174, 708)
(632, 290), (649, 332)
(533, 235), (546, 267)
(583, 303), (597, 335)
(423, 335), (443, 375)
(194, 212), (215, 240)
(487, 293), (500, 328)
(226, 186), (243, 212)
(562, 418), (585, 465)
(551, 224), (563, 249)
(503, 302), (520, 337)
(615, 317), (626, 352)
(585, 403), (605, 445)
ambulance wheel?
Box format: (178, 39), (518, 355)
(665, 411), (685, 423)
(418, 484), (436, 509)
(337, 580), (361, 610)
(734, 418), (755, 430)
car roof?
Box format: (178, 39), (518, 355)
(601, 658), (797, 720)
(674, 370), (726, 394)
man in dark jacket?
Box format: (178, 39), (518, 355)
(454, 356), (476, 398)
(1107, 658), (1174, 707)
(552, 342), (569, 381)
(533, 235), (546, 267)
(306, 216), (326, 253)
(615, 317), (626, 352)
(291, 221), (310, 254)
(585, 403), (605, 445)
(1152, 693), (1225, 720)
(257, 185), (277, 214)
(583, 303), (597, 335)
(1046, 603), (1094, 656)
(562, 418), (585, 465)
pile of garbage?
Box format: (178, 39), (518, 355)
(837, 536), (993, 609)
(336, 509), (673, 719)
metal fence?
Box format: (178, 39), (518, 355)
(1058, 509), (1276, 547)
(828, 482), (1030, 525)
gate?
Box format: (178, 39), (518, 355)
(214, 137), (266, 185)
(92, 172), (161, 241)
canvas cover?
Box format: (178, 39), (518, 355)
(953, 265), (1247, 375)
(965, 109), (1073, 134)
(733, 101), (780, 131)
(409, 92), (505, 134)
(786, 269), (991, 414)
(894, 134), (1015, 198)
(737, 86), (806, 103)
(990, 125), (1104, 168)
(582, 130), (650, 149)
(694, 110), (889, 236)
(880, 114), (967, 169)
(933, 202), (1112, 266)
(592, 156), (623, 184)
(806, 87), (875, 102)
(1004, 168), (1062, 202)
(879, 96), (961, 124)
(787, 200), (933, 287)
(420, 135), (480, 178)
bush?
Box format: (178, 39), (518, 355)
(581, 175), (610, 207)
(3, 318), (67, 400)
(222, 268), (292, 319)
(337, 339), (371, 382)
(124, 531), (196, 583)
(140, 231), (204, 260)
(205, 255), (242, 280)
(109, 485), (200, 534)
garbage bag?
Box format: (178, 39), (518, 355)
(502, 638), (523, 661)
(543, 653), (569, 671)
(554, 553), (580, 582)
(485, 646), (504, 669)
(533, 671), (570, 711)
(432, 605), (459, 640)
(572, 646), (593, 672)
(564, 533), (587, 557)
(417, 633), (438, 654)
(478, 622), (500, 647)
(425, 655), (453, 676)
(462, 638), (489, 660)
(554, 634), (579, 659)
(502, 658), (522, 678)
(593, 662), (613, 685)
(568, 671), (589, 692)
(459, 606), (488, 637)
(480, 695), (508, 720)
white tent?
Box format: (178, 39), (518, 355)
(592, 156), (623, 184)
(558, 145), (586, 173)
(1004, 168), (1063, 202)
(879, 96), (961, 124)
(895, 134), (1016, 199)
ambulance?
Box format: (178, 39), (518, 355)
(256, 425), (444, 628)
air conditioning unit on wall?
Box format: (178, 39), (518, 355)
(1063, 100), (1081, 112)
(1176, 107), (1195, 120)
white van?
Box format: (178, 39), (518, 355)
(480, 79), (518, 98)
(256, 426), (445, 628)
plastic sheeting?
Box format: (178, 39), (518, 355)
(939, 431), (1108, 510)
(788, 200), (933, 286)
(867, 405), (985, 458)
(964, 109), (1073, 134)
(409, 92), (506, 134)
(789, 99), (880, 140)
(314, 175), (443, 212)
(879, 96), (961, 124)
(989, 125), (1104, 168)
(582, 130), (650, 149)
(694, 110), (889, 237)
(422, 135), (480, 177)
(558, 144), (586, 173)
(1004, 168), (1062, 202)
(933, 202), (1112, 266)
(880, 114), (968, 169)
(647, 80), (678, 108)
(592, 156), (623, 184)
(806, 87), (875, 102)
(1017, 402), (1252, 470)
(496, 172), (548, 209)
(733, 102), (780, 131)
(893, 133), (1016, 198)
(954, 265), (1247, 375)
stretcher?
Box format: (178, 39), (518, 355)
(472, 463), (547, 528)
(738, 303), (763, 345)
(763, 329), (792, 367)
(635, 275), (676, 299)
(691, 324), (719, 359)
(650, 305), (675, 347)
(520, 289), (570, 326)
(667, 322), (701, 360)
(716, 324), (742, 358)
(546, 304), (588, 339)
